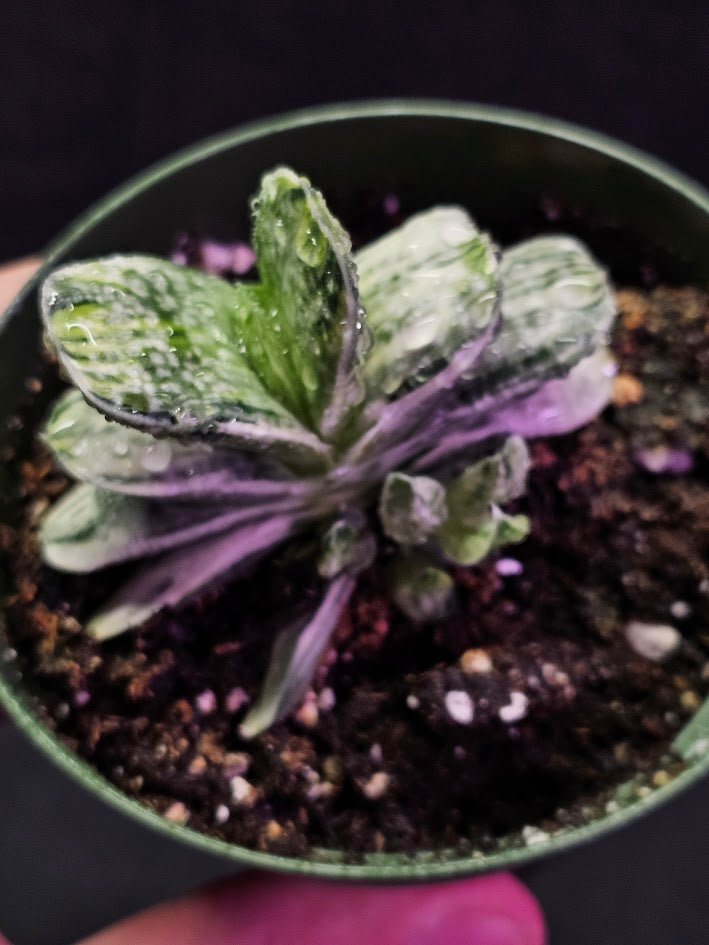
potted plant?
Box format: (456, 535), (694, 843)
(1, 101), (708, 880)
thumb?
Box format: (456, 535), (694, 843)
(78, 870), (546, 945)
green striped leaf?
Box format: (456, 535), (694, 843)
(40, 482), (295, 573)
(356, 207), (499, 398)
(469, 234), (616, 404)
(41, 256), (329, 469)
(42, 388), (308, 501)
(390, 553), (455, 622)
(87, 514), (297, 641)
(250, 168), (366, 437)
(378, 472), (448, 546)
(240, 573), (356, 738)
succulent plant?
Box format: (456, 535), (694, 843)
(38, 167), (617, 735)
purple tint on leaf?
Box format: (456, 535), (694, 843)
(413, 348), (615, 472)
(87, 514), (298, 641)
(240, 572), (356, 738)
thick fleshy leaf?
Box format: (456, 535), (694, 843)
(437, 505), (530, 567)
(378, 472), (447, 546)
(40, 483), (295, 573)
(41, 256), (329, 468)
(437, 515), (498, 566)
(42, 389), (308, 501)
(390, 553), (455, 622)
(494, 436), (531, 504)
(347, 311), (500, 466)
(434, 455), (500, 564)
(317, 515), (376, 579)
(250, 168), (365, 437)
(239, 573), (355, 738)
(482, 346), (616, 439)
(357, 207), (499, 398)
(491, 507), (530, 549)
(87, 514), (296, 641)
(465, 235), (616, 405)
(413, 347), (615, 471)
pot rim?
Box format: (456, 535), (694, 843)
(1, 98), (708, 881)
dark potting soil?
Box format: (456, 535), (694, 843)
(1, 208), (708, 860)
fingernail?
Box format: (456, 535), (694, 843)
(406, 908), (529, 945)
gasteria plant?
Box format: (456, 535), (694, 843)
(38, 167), (617, 736)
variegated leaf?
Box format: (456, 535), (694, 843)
(250, 168), (365, 437)
(318, 515), (376, 579)
(378, 472), (448, 546)
(41, 256), (329, 468)
(42, 389), (312, 502)
(466, 235), (616, 406)
(390, 553), (455, 622)
(87, 514), (297, 641)
(239, 573), (355, 738)
(40, 482), (298, 573)
(357, 207), (499, 398)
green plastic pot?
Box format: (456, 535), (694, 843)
(1, 100), (708, 881)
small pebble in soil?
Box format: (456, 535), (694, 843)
(670, 600), (692, 620)
(54, 702), (70, 721)
(195, 689), (217, 715)
(406, 694), (420, 710)
(306, 781), (336, 801)
(317, 687), (336, 712)
(188, 755), (208, 776)
(224, 686), (249, 713)
(73, 690), (91, 707)
(522, 825), (550, 847)
(624, 621), (682, 662)
(679, 690), (700, 712)
(499, 691), (529, 724)
(634, 445), (694, 475)
(369, 742), (383, 765)
(361, 771), (390, 800)
(605, 800), (620, 814)
(223, 752), (251, 777)
(496, 557), (524, 577)
(445, 690), (475, 724)
(214, 804), (230, 825)
(230, 776), (258, 807)
(612, 373), (644, 406)
(295, 698), (319, 729)
(460, 648), (493, 675)
(541, 663), (570, 688)
(164, 801), (190, 825)
(1, 647), (17, 663)
(323, 756), (343, 783)
(652, 770), (671, 788)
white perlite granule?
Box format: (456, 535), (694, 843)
(445, 690), (475, 724)
(624, 621), (681, 662)
(230, 776), (256, 806)
(214, 804), (230, 825)
(499, 691), (529, 724)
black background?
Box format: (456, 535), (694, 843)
(2, 0), (708, 262)
(1, 2), (708, 943)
